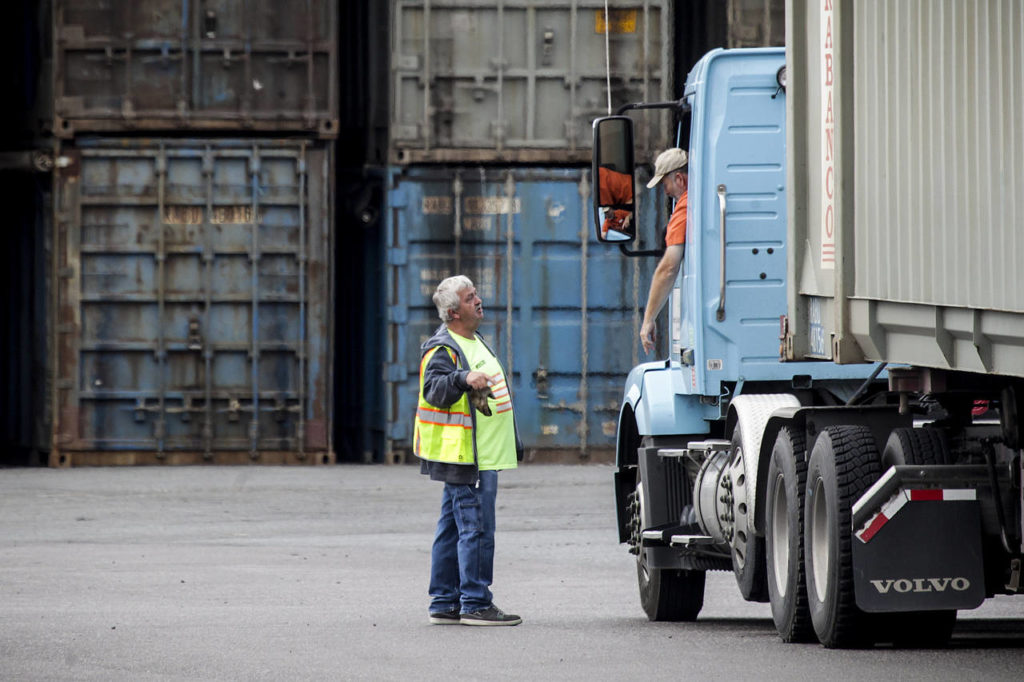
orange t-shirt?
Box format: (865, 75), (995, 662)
(665, 190), (687, 246)
(599, 167), (634, 206)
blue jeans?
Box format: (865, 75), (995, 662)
(429, 470), (497, 614)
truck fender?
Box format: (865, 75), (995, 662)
(618, 362), (707, 447)
(726, 395), (801, 537)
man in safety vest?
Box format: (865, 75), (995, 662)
(415, 275), (524, 626)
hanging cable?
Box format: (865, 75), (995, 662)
(604, 0), (612, 114)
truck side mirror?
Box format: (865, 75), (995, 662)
(592, 116), (637, 243)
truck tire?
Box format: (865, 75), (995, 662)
(730, 427), (769, 602)
(804, 425), (881, 648)
(876, 427), (957, 646)
(630, 481), (706, 621)
(637, 562), (707, 622)
(765, 427), (815, 642)
(881, 427), (952, 468)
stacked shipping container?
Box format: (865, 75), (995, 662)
(48, 1), (337, 465)
(5, 0), (786, 465)
(383, 1), (785, 462)
(383, 1), (672, 461)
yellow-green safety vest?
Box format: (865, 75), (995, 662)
(413, 346), (475, 465)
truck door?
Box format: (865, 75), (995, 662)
(680, 49), (787, 397)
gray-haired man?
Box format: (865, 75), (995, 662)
(414, 275), (524, 626)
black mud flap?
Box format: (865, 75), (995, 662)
(852, 498), (986, 612)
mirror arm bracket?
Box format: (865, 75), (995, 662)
(618, 243), (664, 259)
(615, 99), (688, 116)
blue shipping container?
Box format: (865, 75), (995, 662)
(52, 139), (333, 466)
(384, 166), (661, 459)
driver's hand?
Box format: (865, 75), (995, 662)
(640, 320), (656, 354)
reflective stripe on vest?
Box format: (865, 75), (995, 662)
(413, 346), (475, 465)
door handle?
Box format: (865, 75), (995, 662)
(716, 184), (727, 322)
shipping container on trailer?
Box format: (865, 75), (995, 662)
(51, 138), (333, 466)
(390, 0), (673, 164)
(784, 0), (1024, 371)
(750, 0), (1024, 647)
(383, 165), (662, 461)
(52, 0), (338, 137)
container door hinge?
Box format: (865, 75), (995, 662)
(386, 248), (407, 266)
(384, 363), (406, 383)
(0, 151), (71, 173)
(387, 305), (408, 324)
(388, 186), (409, 208)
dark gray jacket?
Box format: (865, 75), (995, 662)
(418, 323), (523, 485)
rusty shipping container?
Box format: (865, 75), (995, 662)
(51, 139), (333, 466)
(53, 0), (338, 137)
(390, 0), (673, 164)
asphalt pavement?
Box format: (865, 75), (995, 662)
(1, 463), (1022, 681)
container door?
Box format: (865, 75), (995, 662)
(54, 0), (338, 136)
(384, 166), (656, 460)
(53, 139), (332, 465)
(389, 1), (672, 163)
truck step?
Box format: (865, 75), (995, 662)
(641, 523), (713, 548)
(641, 529), (668, 545)
(669, 534), (716, 547)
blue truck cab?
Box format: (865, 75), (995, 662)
(593, 48), (885, 622)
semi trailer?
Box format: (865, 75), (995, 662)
(591, 0), (1023, 648)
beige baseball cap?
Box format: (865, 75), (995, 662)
(646, 148), (688, 188)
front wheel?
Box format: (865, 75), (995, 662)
(804, 425), (881, 648)
(629, 481), (706, 621)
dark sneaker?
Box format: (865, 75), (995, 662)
(460, 605), (522, 626)
(428, 609), (461, 625)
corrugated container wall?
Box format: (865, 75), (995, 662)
(785, 0), (1024, 378)
(390, 1), (673, 163)
(53, 0), (338, 137)
(51, 139), (333, 466)
(384, 167), (661, 460)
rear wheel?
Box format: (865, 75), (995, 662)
(765, 427), (815, 642)
(729, 426), (769, 602)
(630, 478), (706, 621)
(804, 425), (881, 648)
(881, 427), (951, 468)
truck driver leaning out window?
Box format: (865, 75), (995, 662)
(639, 147), (688, 354)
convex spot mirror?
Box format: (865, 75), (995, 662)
(592, 116), (637, 243)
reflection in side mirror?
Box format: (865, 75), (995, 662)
(592, 116), (636, 243)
